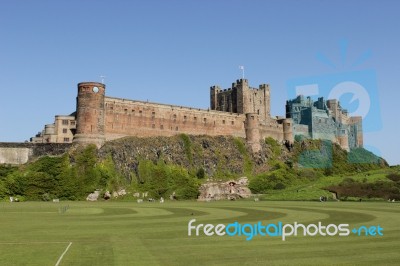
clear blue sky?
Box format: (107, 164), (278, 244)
(0, 0), (399, 165)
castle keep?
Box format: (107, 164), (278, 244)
(286, 95), (363, 150)
(31, 79), (363, 151)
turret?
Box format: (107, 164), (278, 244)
(245, 113), (261, 152)
(350, 116), (363, 148)
(73, 82), (105, 147)
(236, 79), (250, 114)
(259, 84), (270, 119)
(210, 85), (220, 110)
(282, 118), (294, 143)
(327, 99), (339, 121)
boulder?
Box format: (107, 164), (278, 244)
(198, 177), (252, 201)
(117, 189), (126, 196)
(104, 191), (111, 200)
(86, 190), (100, 201)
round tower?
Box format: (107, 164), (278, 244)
(337, 133), (349, 151)
(73, 82), (106, 146)
(245, 113), (261, 153)
(282, 118), (294, 143)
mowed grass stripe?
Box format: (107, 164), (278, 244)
(0, 243), (71, 266)
(0, 201), (399, 265)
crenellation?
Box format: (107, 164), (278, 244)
(30, 79), (363, 153)
(287, 96), (363, 150)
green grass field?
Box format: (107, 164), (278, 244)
(0, 200), (399, 265)
(262, 168), (393, 201)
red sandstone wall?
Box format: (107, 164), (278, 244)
(259, 123), (285, 142)
(104, 97), (246, 140)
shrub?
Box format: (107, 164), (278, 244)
(180, 134), (193, 164)
(265, 137), (281, 157)
(274, 182), (286, 190)
(387, 173), (400, 182)
(136, 159), (199, 199)
(233, 137), (253, 175)
(196, 168), (205, 179)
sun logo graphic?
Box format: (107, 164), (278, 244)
(286, 40), (382, 166)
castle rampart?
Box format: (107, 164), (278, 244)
(28, 79), (363, 153)
(103, 96), (246, 140)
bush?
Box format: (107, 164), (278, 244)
(0, 145), (126, 201)
(326, 179), (400, 200)
(274, 182), (286, 190)
(233, 138), (253, 175)
(387, 173), (400, 182)
(265, 137), (281, 157)
(249, 168), (295, 194)
(180, 134), (193, 164)
(136, 159), (199, 199)
(196, 168), (205, 179)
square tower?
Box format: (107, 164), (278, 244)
(210, 79), (271, 121)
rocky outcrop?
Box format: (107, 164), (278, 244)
(112, 189), (127, 198)
(98, 135), (287, 179)
(104, 191), (111, 200)
(86, 190), (100, 201)
(198, 177), (252, 201)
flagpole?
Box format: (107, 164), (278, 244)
(239, 66), (244, 79)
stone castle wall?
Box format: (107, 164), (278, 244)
(26, 79), (361, 153)
(210, 79), (270, 121)
(0, 143), (71, 164)
(286, 95), (364, 150)
(103, 97), (246, 140)
(70, 80), (295, 152)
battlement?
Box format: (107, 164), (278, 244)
(259, 84), (270, 90)
(29, 79), (363, 153)
(104, 96), (244, 117)
(286, 95), (363, 150)
(210, 80), (271, 120)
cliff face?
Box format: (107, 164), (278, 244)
(98, 135), (387, 183)
(98, 135), (287, 180)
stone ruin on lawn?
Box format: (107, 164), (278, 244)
(198, 177), (252, 201)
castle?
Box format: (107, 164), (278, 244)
(286, 95), (363, 150)
(31, 79), (363, 152)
